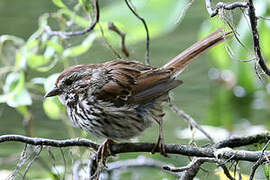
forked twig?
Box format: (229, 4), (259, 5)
(205, 0), (248, 17)
(98, 23), (122, 59)
(164, 157), (235, 180)
(249, 139), (270, 180)
(108, 21), (130, 57)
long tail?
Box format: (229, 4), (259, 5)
(163, 27), (233, 76)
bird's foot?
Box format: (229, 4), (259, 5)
(151, 136), (168, 157)
(97, 138), (116, 166)
(89, 139), (116, 180)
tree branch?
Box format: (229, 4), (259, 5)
(1, 134), (270, 163)
(124, 0), (150, 65)
(205, 0), (270, 77)
(45, 0), (99, 38)
(0, 134), (99, 150)
(247, 0), (270, 76)
(108, 22), (130, 57)
(205, 0), (248, 17)
(164, 157), (235, 180)
(214, 132), (270, 149)
(249, 139), (270, 180)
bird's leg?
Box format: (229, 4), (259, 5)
(151, 118), (168, 157)
(97, 138), (116, 166)
(89, 139), (116, 179)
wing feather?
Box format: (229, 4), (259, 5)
(97, 60), (182, 104)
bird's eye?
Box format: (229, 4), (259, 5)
(64, 79), (73, 86)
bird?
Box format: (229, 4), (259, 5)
(45, 27), (232, 158)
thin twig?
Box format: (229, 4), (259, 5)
(45, 0), (99, 38)
(249, 139), (270, 180)
(108, 21), (130, 57)
(60, 147), (66, 180)
(164, 157), (235, 180)
(124, 0), (150, 65)
(9, 144), (28, 179)
(107, 156), (170, 171)
(48, 147), (59, 177)
(169, 102), (215, 143)
(219, 163), (236, 180)
(205, 0), (248, 17)
(76, 156), (181, 179)
(257, 16), (270, 21)
(214, 132), (270, 148)
(98, 23), (122, 59)
(176, 0), (195, 24)
(22, 146), (43, 179)
(247, 0), (270, 76)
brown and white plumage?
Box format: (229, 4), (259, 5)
(45, 27), (232, 146)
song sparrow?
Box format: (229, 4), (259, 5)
(45, 27), (232, 156)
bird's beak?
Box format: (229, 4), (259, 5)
(44, 87), (62, 98)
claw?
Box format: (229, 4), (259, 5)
(90, 139), (117, 180)
(97, 139), (116, 166)
(151, 136), (168, 157)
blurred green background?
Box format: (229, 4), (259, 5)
(0, 0), (270, 179)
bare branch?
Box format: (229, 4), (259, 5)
(22, 145), (42, 179)
(107, 156), (169, 171)
(60, 147), (67, 179)
(2, 134), (270, 163)
(176, 0), (195, 24)
(98, 23), (122, 59)
(247, 0), (270, 76)
(124, 0), (150, 65)
(75, 156), (181, 179)
(0, 134), (99, 150)
(214, 132), (270, 148)
(257, 16), (270, 21)
(205, 0), (248, 17)
(45, 0), (99, 38)
(164, 157), (235, 180)
(108, 22), (130, 57)
(205, 0), (270, 77)
(169, 102), (215, 143)
(249, 140), (270, 180)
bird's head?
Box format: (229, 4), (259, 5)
(44, 64), (98, 105)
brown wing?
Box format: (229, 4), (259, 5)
(97, 60), (182, 105)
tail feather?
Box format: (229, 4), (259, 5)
(163, 27), (233, 76)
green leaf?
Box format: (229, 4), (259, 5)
(3, 72), (24, 95)
(43, 98), (62, 120)
(0, 35), (25, 65)
(17, 106), (31, 117)
(58, 8), (89, 27)
(52, 0), (67, 8)
(7, 88), (32, 107)
(34, 58), (58, 72)
(43, 74), (64, 120)
(63, 33), (96, 57)
(44, 73), (60, 92)
(78, 0), (91, 11)
(27, 55), (50, 68)
(45, 38), (63, 54)
(1, 72), (32, 107)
